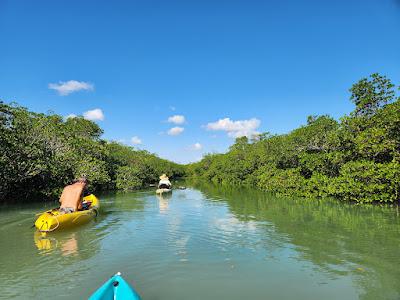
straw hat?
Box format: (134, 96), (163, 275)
(159, 174), (169, 180)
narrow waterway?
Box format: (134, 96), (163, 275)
(1, 182), (399, 299)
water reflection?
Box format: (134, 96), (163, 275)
(34, 231), (81, 256)
(60, 233), (78, 256)
(33, 231), (58, 252)
(105, 190), (147, 211)
(2, 184), (400, 299)
(189, 180), (400, 300)
(156, 192), (172, 213)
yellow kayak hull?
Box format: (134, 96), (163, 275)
(35, 194), (99, 232)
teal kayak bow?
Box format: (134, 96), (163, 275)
(89, 272), (141, 300)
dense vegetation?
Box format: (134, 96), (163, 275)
(187, 74), (400, 203)
(1, 74), (399, 204)
(0, 102), (184, 202)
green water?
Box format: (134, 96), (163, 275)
(1, 182), (400, 300)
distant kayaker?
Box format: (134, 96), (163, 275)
(59, 177), (88, 213)
(158, 174), (171, 189)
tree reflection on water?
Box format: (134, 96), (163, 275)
(189, 180), (400, 300)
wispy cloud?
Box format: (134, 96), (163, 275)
(131, 136), (142, 145)
(168, 126), (184, 136)
(205, 117), (260, 138)
(83, 108), (104, 121)
(48, 80), (94, 96)
(168, 115), (185, 125)
(190, 142), (203, 150)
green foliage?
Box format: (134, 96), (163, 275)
(105, 142), (185, 189)
(115, 166), (143, 190)
(2, 73), (399, 204)
(187, 74), (400, 203)
(73, 157), (111, 189)
(329, 160), (400, 203)
(350, 73), (395, 117)
(0, 102), (184, 202)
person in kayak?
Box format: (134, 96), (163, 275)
(59, 177), (88, 213)
(158, 174), (171, 189)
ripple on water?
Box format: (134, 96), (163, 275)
(2, 186), (400, 300)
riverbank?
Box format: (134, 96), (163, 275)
(0, 101), (185, 203)
(1, 74), (399, 204)
(187, 74), (400, 204)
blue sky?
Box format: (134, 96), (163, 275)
(1, 0), (399, 163)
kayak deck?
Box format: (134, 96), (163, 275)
(34, 194), (99, 232)
(89, 272), (141, 300)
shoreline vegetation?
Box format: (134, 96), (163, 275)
(187, 74), (399, 204)
(0, 102), (185, 203)
(1, 74), (399, 204)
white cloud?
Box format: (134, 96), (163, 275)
(131, 136), (142, 145)
(168, 115), (185, 125)
(205, 117), (261, 138)
(48, 80), (94, 96)
(169, 106), (176, 111)
(191, 142), (203, 150)
(83, 108), (104, 121)
(168, 126), (184, 136)
(65, 114), (77, 120)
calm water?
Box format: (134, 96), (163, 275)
(1, 182), (400, 300)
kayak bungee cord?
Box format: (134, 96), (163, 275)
(34, 195), (99, 233)
(38, 213), (60, 232)
(48, 215), (60, 232)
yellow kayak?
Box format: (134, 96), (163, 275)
(35, 194), (99, 232)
